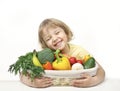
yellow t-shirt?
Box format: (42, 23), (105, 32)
(68, 44), (90, 60)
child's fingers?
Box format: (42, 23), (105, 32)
(34, 77), (53, 87)
(80, 73), (91, 79)
(71, 74), (92, 87)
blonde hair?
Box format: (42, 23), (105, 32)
(38, 18), (73, 48)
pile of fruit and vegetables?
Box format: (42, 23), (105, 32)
(8, 48), (96, 82)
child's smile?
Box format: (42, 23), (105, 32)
(53, 38), (63, 48)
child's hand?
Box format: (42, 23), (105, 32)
(20, 74), (53, 88)
(71, 73), (95, 87)
(33, 77), (53, 88)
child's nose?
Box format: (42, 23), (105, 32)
(52, 35), (57, 42)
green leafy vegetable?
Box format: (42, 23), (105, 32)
(8, 52), (44, 80)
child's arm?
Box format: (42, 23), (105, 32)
(71, 61), (105, 87)
(19, 74), (53, 88)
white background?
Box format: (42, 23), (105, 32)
(0, 0), (120, 80)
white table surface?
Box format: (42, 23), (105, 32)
(0, 78), (120, 91)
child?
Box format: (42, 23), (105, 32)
(20, 18), (105, 88)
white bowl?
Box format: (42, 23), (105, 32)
(44, 63), (98, 78)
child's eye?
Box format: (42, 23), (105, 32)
(45, 37), (51, 41)
(55, 31), (60, 35)
(46, 38), (50, 41)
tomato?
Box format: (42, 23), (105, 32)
(69, 57), (77, 65)
(76, 60), (83, 64)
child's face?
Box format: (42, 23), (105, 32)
(42, 27), (68, 50)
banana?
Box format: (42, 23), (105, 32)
(32, 50), (43, 68)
